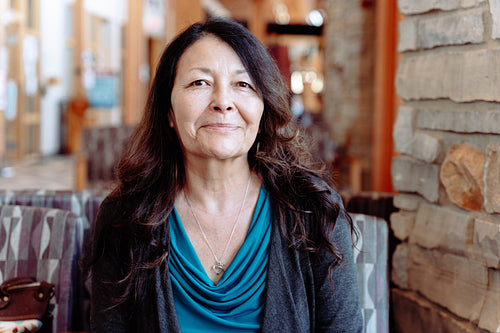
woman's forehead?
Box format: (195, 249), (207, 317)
(176, 35), (248, 74)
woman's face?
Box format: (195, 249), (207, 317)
(170, 35), (264, 163)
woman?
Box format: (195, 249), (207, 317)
(89, 17), (363, 332)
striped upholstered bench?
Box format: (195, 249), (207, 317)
(0, 205), (85, 332)
(0, 190), (108, 332)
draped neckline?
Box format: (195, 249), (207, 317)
(168, 185), (272, 332)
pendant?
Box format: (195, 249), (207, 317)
(212, 262), (225, 275)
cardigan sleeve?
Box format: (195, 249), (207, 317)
(314, 197), (364, 332)
(90, 198), (135, 333)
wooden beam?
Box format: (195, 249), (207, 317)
(372, 0), (398, 192)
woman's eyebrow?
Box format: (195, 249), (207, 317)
(189, 67), (249, 75)
(189, 67), (211, 74)
(234, 69), (248, 75)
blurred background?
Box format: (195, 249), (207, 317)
(0, 0), (397, 193)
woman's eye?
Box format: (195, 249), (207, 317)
(237, 81), (251, 89)
(191, 80), (207, 86)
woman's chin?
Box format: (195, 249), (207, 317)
(197, 146), (247, 162)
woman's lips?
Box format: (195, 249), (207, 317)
(202, 123), (239, 131)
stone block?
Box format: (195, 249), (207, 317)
(410, 202), (474, 253)
(393, 193), (422, 211)
(398, 0), (485, 14)
(396, 52), (448, 101)
(392, 243), (409, 288)
(412, 132), (441, 163)
(470, 217), (500, 268)
(485, 144), (500, 213)
(396, 49), (500, 103)
(462, 0), (486, 5)
(392, 289), (484, 333)
(391, 156), (440, 202)
(478, 269), (500, 332)
(440, 144), (485, 211)
(408, 244), (488, 322)
(398, 19), (418, 52)
(393, 106), (416, 155)
(418, 9), (484, 49)
(391, 211), (416, 241)
(490, 0), (500, 39)
(416, 108), (500, 134)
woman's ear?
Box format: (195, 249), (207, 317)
(168, 111), (175, 128)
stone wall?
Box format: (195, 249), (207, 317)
(323, 0), (376, 189)
(392, 0), (500, 332)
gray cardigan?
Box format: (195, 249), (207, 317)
(90, 195), (363, 332)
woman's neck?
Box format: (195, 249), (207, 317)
(182, 158), (255, 214)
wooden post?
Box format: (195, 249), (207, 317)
(73, 0), (85, 99)
(174, 0), (203, 34)
(248, 0), (266, 42)
(0, 0), (6, 165)
(122, 0), (149, 126)
(13, 0), (26, 159)
(66, 0), (87, 154)
(372, 0), (398, 192)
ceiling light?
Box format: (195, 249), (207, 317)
(306, 10), (324, 27)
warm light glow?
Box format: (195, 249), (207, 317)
(291, 71), (304, 94)
(273, 2), (290, 25)
(311, 74), (324, 93)
(304, 70), (317, 83)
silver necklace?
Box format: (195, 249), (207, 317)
(184, 174), (252, 275)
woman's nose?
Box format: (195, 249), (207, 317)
(210, 86), (234, 112)
(213, 105), (233, 112)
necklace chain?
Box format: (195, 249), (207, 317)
(184, 174), (252, 275)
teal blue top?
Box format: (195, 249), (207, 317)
(168, 186), (272, 332)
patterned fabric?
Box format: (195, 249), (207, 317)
(0, 189), (107, 234)
(0, 190), (107, 332)
(82, 126), (135, 186)
(350, 213), (389, 333)
(0, 205), (84, 333)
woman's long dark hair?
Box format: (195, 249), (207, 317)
(90, 17), (353, 306)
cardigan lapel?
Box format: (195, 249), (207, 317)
(144, 265), (182, 332)
(261, 219), (313, 332)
